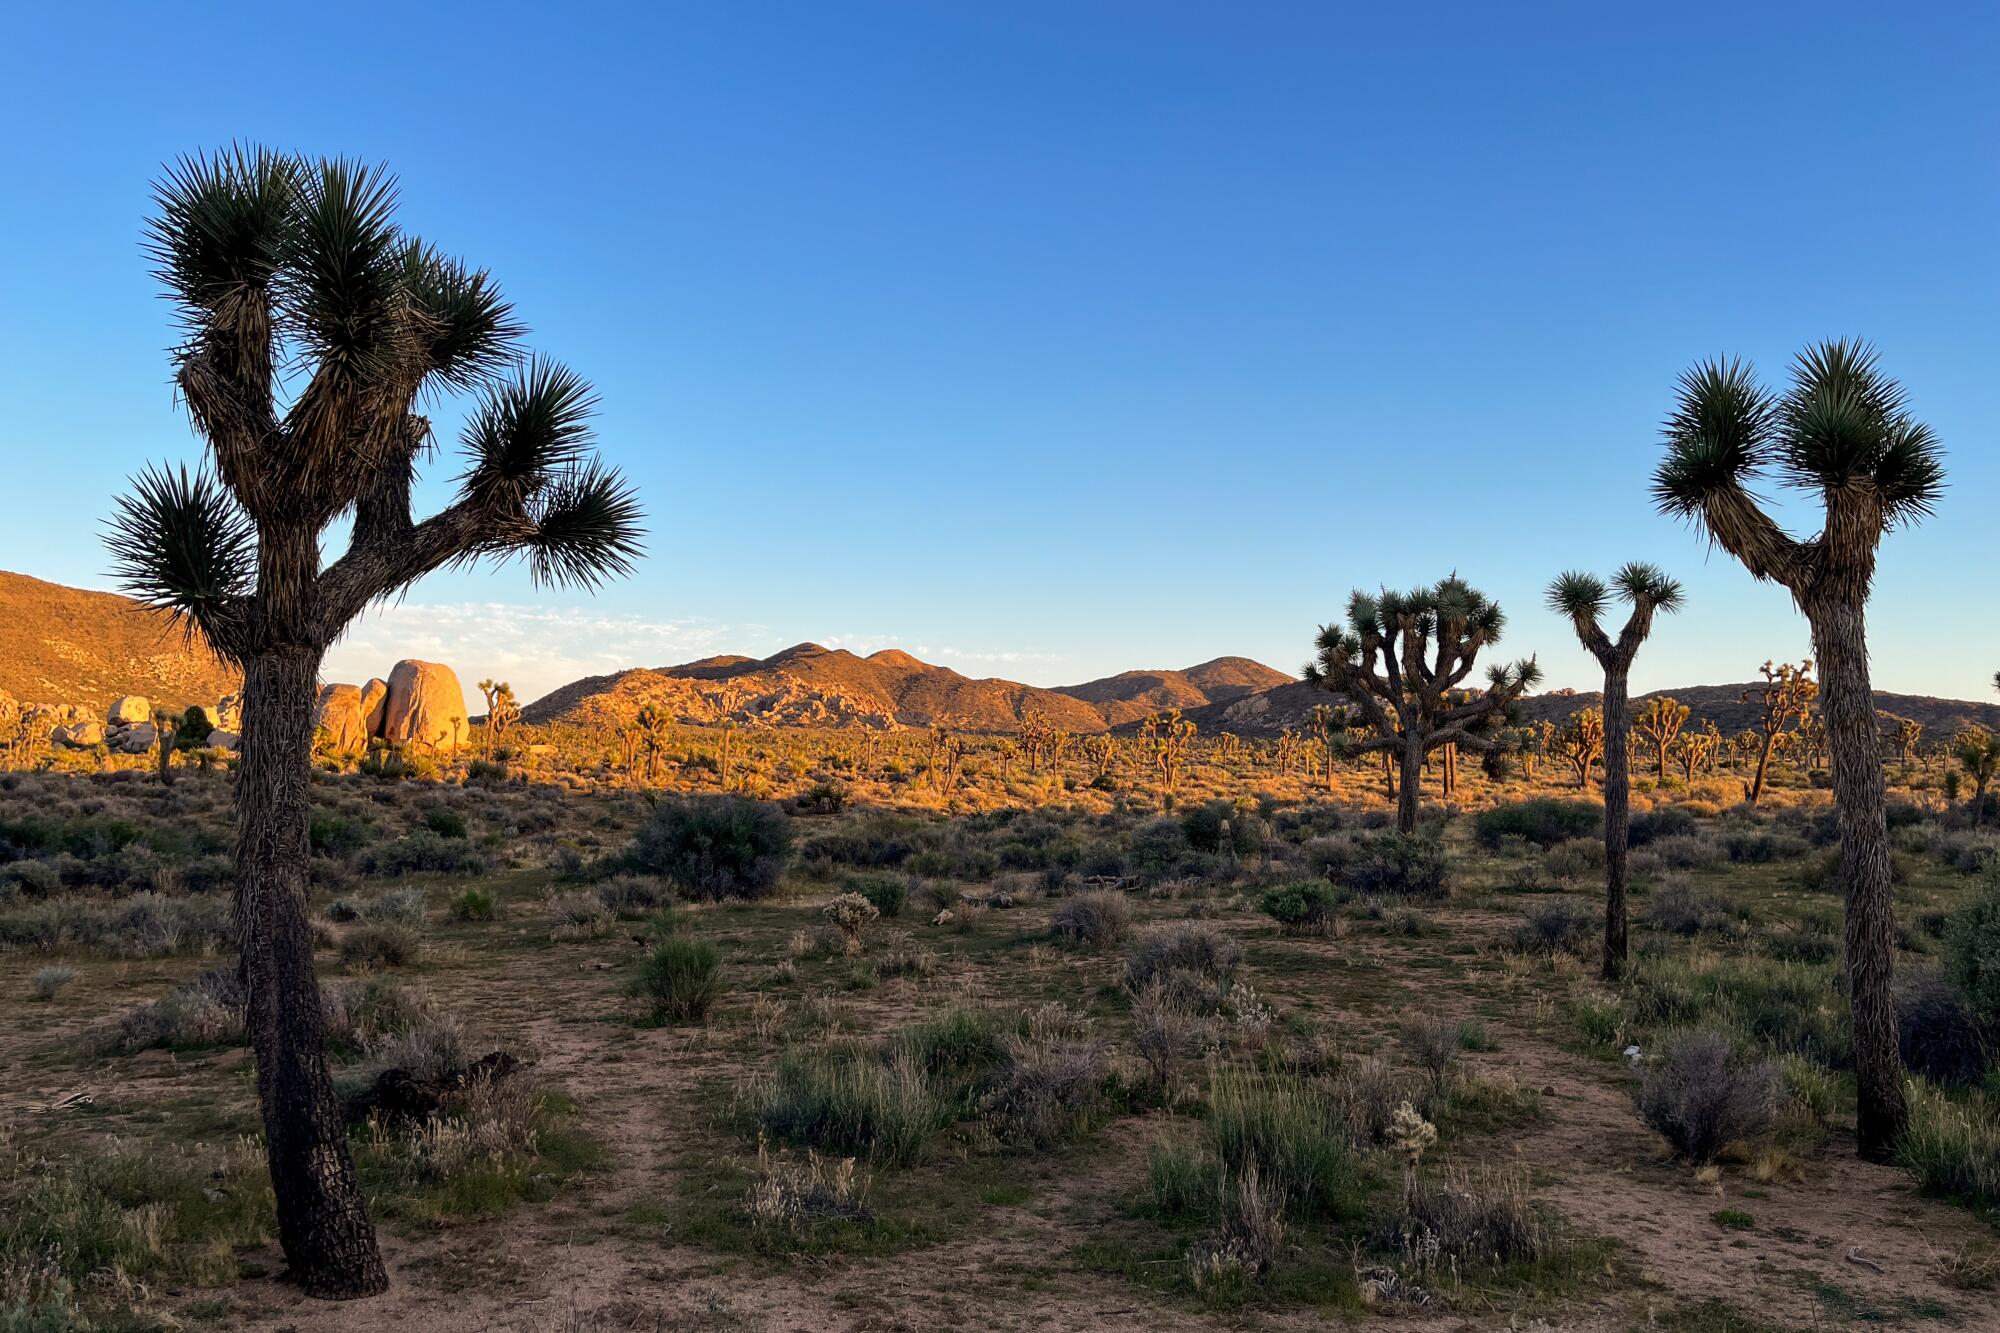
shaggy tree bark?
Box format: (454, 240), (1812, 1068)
(1809, 594), (1902, 1158)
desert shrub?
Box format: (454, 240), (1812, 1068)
(1205, 1068), (1358, 1220)
(795, 780), (849, 816)
(889, 1008), (1010, 1101)
(1399, 1015), (1465, 1099)
(1146, 1139), (1224, 1219)
(1897, 969), (1991, 1087)
(1129, 817), (1199, 882)
(1259, 880), (1340, 934)
(340, 920), (425, 968)
(1643, 833), (1727, 871)
(422, 807), (468, 840)
(369, 1011), (474, 1082)
(359, 830), (490, 878)
(1647, 877), (1744, 938)
(1324, 832), (1449, 899)
(1475, 799), (1602, 850)
(1943, 884), (2000, 1028)
(1380, 1166), (1548, 1276)
(1633, 1033), (1779, 1162)
(1187, 1163), (1288, 1295)
(29, 964), (77, 1001)
(985, 1004), (1107, 1146)
(1723, 830), (1808, 864)
(448, 887), (497, 921)
(320, 975), (437, 1052)
(544, 889), (613, 937)
(1933, 830), (2000, 877)
(0, 893), (232, 959)
(1181, 800), (1261, 857)
(1125, 923), (1242, 996)
(1898, 1082), (2000, 1211)
(1539, 837), (1602, 882)
(639, 934), (724, 1023)
(112, 966), (245, 1050)
(846, 872), (908, 919)
(1628, 806), (1698, 847)
(310, 813), (372, 860)
(364, 887), (428, 923)
(758, 1049), (945, 1165)
(464, 758), (509, 786)
(1512, 900), (1592, 955)
(795, 818), (915, 872)
(1132, 980), (1221, 1091)
(1050, 889), (1132, 949)
(629, 796), (792, 900)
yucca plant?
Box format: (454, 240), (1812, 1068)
(1653, 340), (1943, 1160)
(1546, 564), (1683, 978)
(1306, 576), (1540, 833)
(105, 147), (643, 1296)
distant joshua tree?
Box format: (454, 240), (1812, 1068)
(1740, 661), (1817, 806)
(1633, 696), (1691, 779)
(1654, 341), (1944, 1160)
(1082, 733), (1116, 781)
(1018, 711), (1058, 775)
(1307, 703), (1345, 791)
(477, 679), (521, 759)
(1552, 708), (1605, 789)
(1139, 709), (1196, 797)
(1306, 577), (1539, 833)
(1956, 726), (1997, 815)
(1894, 717), (1923, 766)
(1545, 564), (1684, 978)
(104, 149), (643, 1296)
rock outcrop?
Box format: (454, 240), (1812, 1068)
(315, 684), (372, 755)
(381, 660), (470, 751)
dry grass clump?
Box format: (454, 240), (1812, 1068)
(1124, 922), (1242, 1010)
(745, 1138), (872, 1232)
(985, 1003), (1108, 1147)
(1049, 889), (1132, 949)
(29, 964), (76, 1001)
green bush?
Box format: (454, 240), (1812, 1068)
(758, 1049), (945, 1165)
(1474, 799), (1603, 849)
(1205, 1067), (1358, 1220)
(448, 887), (497, 922)
(1326, 832), (1450, 899)
(1259, 880), (1340, 933)
(629, 796), (792, 900)
(1181, 800), (1261, 856)
(639, 934), (724, 1023)
(423, 807), (468, 839)
(1898, 1081), (2000, 1211)
(1943, 883), (2000, 1029)
(848, 873), (908, 919)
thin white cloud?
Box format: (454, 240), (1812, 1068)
(323, 602), (769, 704)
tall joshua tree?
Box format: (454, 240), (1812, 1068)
(1654, 341), (1943, 1160)
(1546, 565), (1683, 978)
(1306, 576), (1540, 833)
(106, 149), (644, 1296)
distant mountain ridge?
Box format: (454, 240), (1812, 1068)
(1176, 677), (2000, 740)
(0, 570), (240, 713)
(523, 645), (1293, 734)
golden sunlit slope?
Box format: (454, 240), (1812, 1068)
(0, 571), (240, 713)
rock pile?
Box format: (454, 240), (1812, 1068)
(316, 659), (470, 755)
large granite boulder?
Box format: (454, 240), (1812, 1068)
(213, 694), (242, 730)
(113, 722), (158, 754)
(380, 660), (470, 751)
(360, 678), (390, 737)
(206, 729), (240, 752)
(53, 720), (104, 748)
(315, 683), (371, 755)
(108, 696), (152, 726)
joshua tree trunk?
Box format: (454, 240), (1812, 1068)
(1808, 594), (1906, 1159)
(1397, 736), (1423, 833)
(1749, 733), (1779, 805)
(1601, 671), (1642, 975)
(236, 641), (389, 1297)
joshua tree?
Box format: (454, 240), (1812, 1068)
(477, 679), (520, 759)
(1018, 711), (1058, 775)
(1796, 710), (1829, 769)
(1308, 703), (1344, 790)
(1306, 577), (1539, 833)
(1893, 717), (1923, 767)
(105, 149), (643, 1295)
(1551, 708), (1605, 789)
(633, 705), (672, 782)
(152, 707), (180, 787)
(1674, 723), (1721, 782)
(1654, 341), (1943, 1160)
(1546, 564), (1684, 978)
(1083, 733), (1117, 781)
(1633, 696), (1691, 779)
(1956, 726), (1997, 816)
(1139, 709), (1197, 797)
(1741, 661), (1818, 805)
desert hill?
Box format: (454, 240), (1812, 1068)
(523, 645), (1292, 734)
(0, 570), (239, 713)
(1176, 677), (2000, 740)
(1052, 656), (1293, 727)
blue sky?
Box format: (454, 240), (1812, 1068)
(2, 3), (1994, 705)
